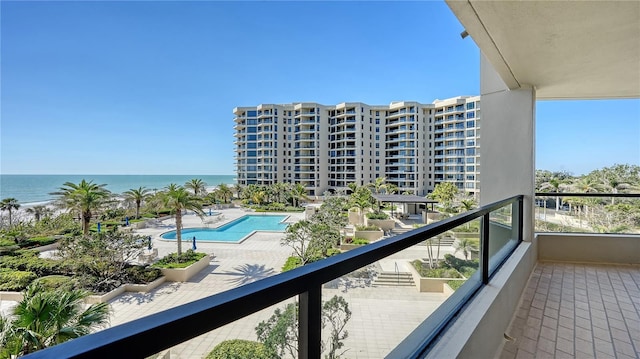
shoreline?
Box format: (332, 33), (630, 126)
(1, 174), (236, 206)
(3, 182), (236, 221)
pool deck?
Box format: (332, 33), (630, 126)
(3, 208), (449, 358)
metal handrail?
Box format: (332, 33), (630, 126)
(25, 195), (524, 359)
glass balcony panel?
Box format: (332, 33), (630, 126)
(487, 203), (518, 276)
(320, 240), (450, 358)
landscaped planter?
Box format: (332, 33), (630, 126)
(2, 276), (168, 304)
(406, 261), (465, 294)
(339, 244), (365, 251)
(85, 276), (168, 304)
(354, 229), (384, 242)
(159, 255), (211, 282)
(366, 218), (395, 231)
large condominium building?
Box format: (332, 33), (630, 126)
(233, 96), (480, 196)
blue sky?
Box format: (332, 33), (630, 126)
(1, 1), (638, 176)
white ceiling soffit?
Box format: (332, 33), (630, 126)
(446, 0), (640, 100)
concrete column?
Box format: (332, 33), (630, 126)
(479, 54), (535, 241)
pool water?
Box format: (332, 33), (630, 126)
(161, 215), (289, 243)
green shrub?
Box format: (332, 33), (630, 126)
(124, 266), (162, 283)
(446, 280), (466, 291)
(0, 237), (16, 247)
(152, 250), (207, 269)
(442, 254), (479, 273)
(24, 236), (57, 247)
(411, 260), (462, 278)
(0, 250), (73, 276)
(32, 275), (76, 291)
(326, 248), (342, 257)
(0, 269), (37, 291)
(366, 212), (389, 220)
(282, 256), (302, 272)
(352, 238), (369, 245)
(355, 224), (380, 231)
(206, 339), (270, 359)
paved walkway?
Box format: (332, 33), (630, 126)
(105, 209), (448, 358)
(500, 262), (640, 359)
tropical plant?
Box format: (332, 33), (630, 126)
(185, 178), (208, 198)
(367, 176), (389, 194)
(233, 183), (244, 200)
(0, 282), (110, 357)
(539, 177), (569, 211)
(281, 220), (331, 265)
(50, 180), (112, 235)
(123, 186), (151, 219)
(162, 184), (204, 255)
(24, 205), (52, 223)
(216, 183), (234, 204)
(0, 198), (21, 228)
(349, 186), (375, 223)
(453, 237), (478, 260)
(290, 183), (309, 207)
(57, 232), (151, 293)
(429, 182), (458, 212)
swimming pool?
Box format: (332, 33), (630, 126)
(160, 215), (289, 243)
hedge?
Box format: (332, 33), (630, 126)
(0, 268), (37, 291)
(152, 250), (207, 269)
(206, 339), (270, 359)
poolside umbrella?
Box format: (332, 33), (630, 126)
(125, 216), (129, 226)
(148, 236), (152, 250)
(209, 207), (212, 216)
(97, 222), (101, 233)
(192, 236), (197, 250)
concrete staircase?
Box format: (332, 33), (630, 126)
(373, 271), (415, 287)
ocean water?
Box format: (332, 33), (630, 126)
(0, 174), (236, 205)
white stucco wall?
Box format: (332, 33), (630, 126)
(479, 54), (536, 242)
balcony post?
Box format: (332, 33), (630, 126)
(481, 213), (490, 284)
(299, 286), (322, 358)
(517, 197), (524, 242)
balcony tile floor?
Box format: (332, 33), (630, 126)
(500, 262), (640, 359)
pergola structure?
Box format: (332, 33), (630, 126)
(372, 194), (438, 217)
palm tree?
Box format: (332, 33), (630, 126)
(0, 198), (21, 228)
(540, 177), (568, 211)
(51, 180), (111, 235)
(570, 176), (603, 194)
(25, 205), (50, 222)
(185, 178), (208, 198)
(123, 186), (151, 219)
(163, 184), (205, 255)
(233, 183), (244, 200)
(454, 238), (477, 260)
(217, 184), (234, 204)
(367, 176), (388, 194)
(0, 283), (109, 356)
(598, 168), (638, 204)
(290, 183), (310, 207)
